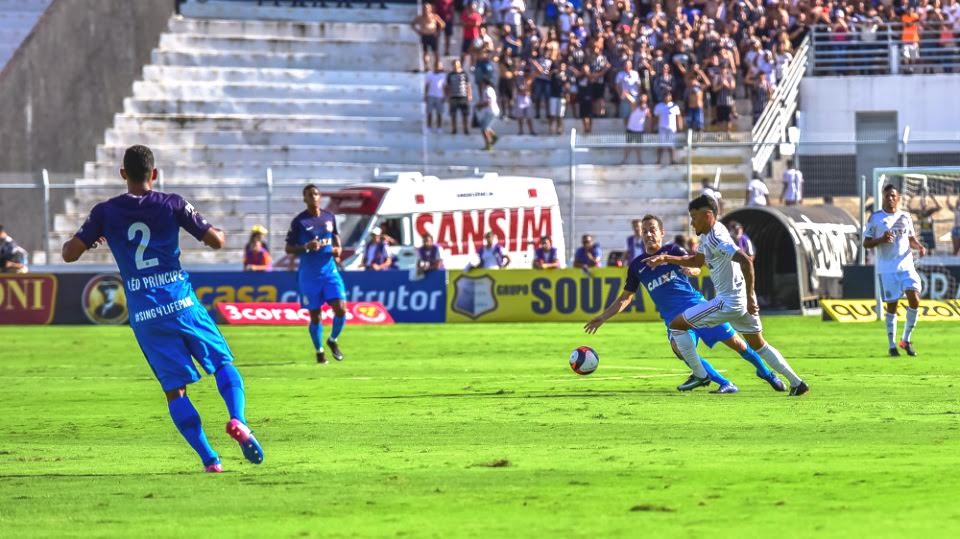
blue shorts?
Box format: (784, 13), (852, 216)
(299, 272), (346, 310)
(666, 323), (736, 349)
(132, 307), (234, 392)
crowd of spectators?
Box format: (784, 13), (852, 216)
(414, 0), (960, 141)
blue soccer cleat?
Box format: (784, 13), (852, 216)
(226, 419), (264, 464)
(711, 382), (739, 394)
(757, 370), (786, 392)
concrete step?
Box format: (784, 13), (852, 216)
(159, 33), (417, 56)
(131, 80), (418, 101)
(151, 48), (419, 71)
(94, 143), (634, 168)
(180, 2), (417, 24)
(123, 97), (422, 118)
(111, 112), (415, 133)
(169, 16), (417, 41)
(104, 129), (572, 151)
(141, 64), (422, 87)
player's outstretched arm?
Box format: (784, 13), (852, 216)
(202, 227), (225, 250)
(646, 252), (704, 268)
(584, 290), (636, 334)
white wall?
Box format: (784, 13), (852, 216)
(798, 74), (960, 154)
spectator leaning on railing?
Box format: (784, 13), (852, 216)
(0, 225), (28, 274)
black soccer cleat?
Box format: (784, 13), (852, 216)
(888, 347), (900, 357)
(327, 339), (344, 361)
(898, 340), (917, 357)
(788, 381), (810, 397)
(677, 374), (711, 392)
(316, 350), (328, 365)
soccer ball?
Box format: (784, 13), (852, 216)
(569, 346), (599, 375)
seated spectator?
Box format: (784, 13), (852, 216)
(728, 221), (756, 261)
(533, 236), (560, 269)
(249, 224), (270, 252)
(672, 234), (688, 250)
(625, 219), (644, 263)
(471, 231), (511, 269)
(417, 233), (445, 274)
(573, 234), (602, 268)
(0, 225), (28, 273)
(244, 236), (273, 272)
(362, 227), (393, 271)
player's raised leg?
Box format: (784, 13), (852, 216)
(167, 388), (221, 472)
(325, 276), (348, 361)
(720, 335), (785, 391)
(666, 308), (711, 388)
(741, 332), (808, 396)
(308, 309), (326, 364)
(899, 287), (920, 356)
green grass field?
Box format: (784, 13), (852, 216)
(2, 317), (959, 538)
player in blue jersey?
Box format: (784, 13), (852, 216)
(60, 145), (263, 473)
(584, 214), (785, 393)
(285, 184), (348, 364)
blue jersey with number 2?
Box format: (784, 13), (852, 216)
(75, 191), (211, 326)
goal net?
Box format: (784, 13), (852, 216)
(866, 167), (960, 313)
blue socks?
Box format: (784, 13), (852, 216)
(330, 315), (345, 342)
(308, 322), (323, 351)
(739, 347), (774, 378)
(215, 364), (247, 425)
(168, 396), (218, 466)
(700, 357), (731, 386)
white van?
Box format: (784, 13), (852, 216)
(326, 172), (566, 270)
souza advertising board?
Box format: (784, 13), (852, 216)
(445, 268), (715, 323)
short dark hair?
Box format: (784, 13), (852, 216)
(0, 225), (4, 234)
(673, 234), (687, 245)
(302, 183), (319, 195)
(122, 145), (155, 182)
(882, 184), (899, 194)
(688, 194), (719, 215)
(641, 214), (664, 231)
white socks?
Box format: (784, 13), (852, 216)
(885, 311), (897, 348)
(902, 307), (918, 343)
(669, 329), (707, 378)
(757, 343), (802, 387)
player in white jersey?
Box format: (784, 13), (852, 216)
(645, 195), (810, 396)
(863, 184), (926, 357)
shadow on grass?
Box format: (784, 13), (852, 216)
(364, 389), (678, 400)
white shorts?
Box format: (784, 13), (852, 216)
(878, 270), (922, 303)
(681, 296), (763, 334)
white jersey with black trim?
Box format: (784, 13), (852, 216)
(865, 209), (917, 274)
(698, 222), (746, 307)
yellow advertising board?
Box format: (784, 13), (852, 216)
(821, 299), (960, 323)
(446, 267), (715, 323)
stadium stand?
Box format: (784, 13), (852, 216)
(0, 0), (51, 70)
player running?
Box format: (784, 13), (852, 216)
(285, 184), (348, 364)
(584, 214), (785, 394)
(864, 184), (926, 356)
(61, 145), (263, 472)
(645, 196), (810, 396)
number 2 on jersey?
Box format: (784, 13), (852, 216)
(128, 222), (159, 270)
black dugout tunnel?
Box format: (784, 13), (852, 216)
(721, 205), (861, 311)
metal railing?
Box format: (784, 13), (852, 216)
(809, 22), (960, 76)
(752, 36), (809, 174)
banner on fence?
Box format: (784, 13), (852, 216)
(216, 301), (394, 325)
(0, 274), (57, 324)
(820, 299), (960, 322)
(445, 268), (714, 323)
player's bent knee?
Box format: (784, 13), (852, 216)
(668, 316), (691, 331)
(742, 333), (765, 349)
(165, 387), (186, 402)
